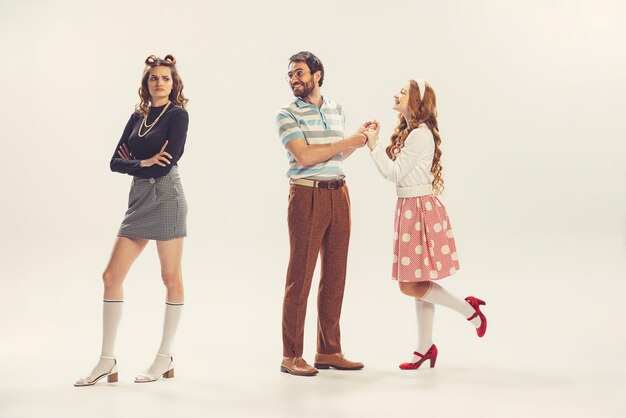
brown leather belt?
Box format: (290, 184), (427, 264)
(290, 178), (346, 190)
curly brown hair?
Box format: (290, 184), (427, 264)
(135, 54), (188, 115)
(386, 80), (444, 194)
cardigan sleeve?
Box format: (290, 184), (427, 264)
(369, 128), (432, 184)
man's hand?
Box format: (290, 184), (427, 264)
(357, 120), (376, 134)
(364, 121), (380, 150)
(346, 132), (368, 148)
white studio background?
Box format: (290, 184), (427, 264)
(1, 1), (625, 417)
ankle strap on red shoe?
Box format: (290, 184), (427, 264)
(467, 312), (478, 321)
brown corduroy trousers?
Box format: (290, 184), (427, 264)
(282, 183), (351, 358)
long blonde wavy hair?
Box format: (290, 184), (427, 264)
(386, 80), (443, 194)
(135, 54), (188, 115)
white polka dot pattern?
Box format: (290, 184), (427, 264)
(391, 196), (459, 282)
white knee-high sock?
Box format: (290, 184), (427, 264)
(420, 282), (480, 327)
(416, 299), (435, 354)
(136, 302), (183, 380)
(157, 302), (183, 355)
(76, 300), (122, 383)
(101, 300), (123, 357)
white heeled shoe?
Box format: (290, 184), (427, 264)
(75, 356), (118, 387)
(134, 353), (175, 383)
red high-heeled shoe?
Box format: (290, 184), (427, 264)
(399, 344), (438, 370)
(465, 296), (487, 337)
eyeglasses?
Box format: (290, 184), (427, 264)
(285, 69), (310, 82)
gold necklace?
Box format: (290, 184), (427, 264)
(138, 102), (171, 138)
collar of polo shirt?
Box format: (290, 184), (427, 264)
(295, 96), (329, 108)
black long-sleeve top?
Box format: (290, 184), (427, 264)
(110, 104), (189, 179)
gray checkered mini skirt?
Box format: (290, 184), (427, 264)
(118, 166), (187, 241)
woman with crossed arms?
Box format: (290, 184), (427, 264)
(76, 54), (189, 386)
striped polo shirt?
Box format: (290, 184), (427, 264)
(276, 97), (346, 180)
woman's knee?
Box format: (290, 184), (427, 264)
(399, 281), (430, 298)
(102, 269), (122, 288)
(161, 270), (182, 287)
(399, 282), (416, 296)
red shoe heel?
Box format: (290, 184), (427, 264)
(465, 296), (487, 337)
(429, 354), (437, 368)
(399, 344), (438, 370)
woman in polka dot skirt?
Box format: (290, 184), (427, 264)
(362, 79), (487, 370)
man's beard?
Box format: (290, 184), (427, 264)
(291, 79), (315, 98)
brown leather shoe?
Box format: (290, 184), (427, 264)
(280, 357), (318, 376)
(314, 353), (364, 370)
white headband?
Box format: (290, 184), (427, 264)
(415, 79), (426, 101)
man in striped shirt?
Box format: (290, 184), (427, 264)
(276, 51), (367, 377)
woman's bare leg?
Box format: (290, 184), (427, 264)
(134, 238), (184, 382)
(76, 237), (148, 386)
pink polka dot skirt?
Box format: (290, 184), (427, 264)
(392, 196), (460, 282)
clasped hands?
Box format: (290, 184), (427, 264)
(358, 120), (381, 150)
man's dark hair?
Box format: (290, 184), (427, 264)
(289, 51), (325, 87)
